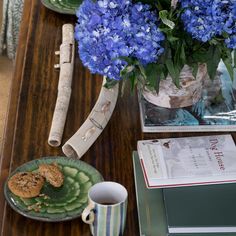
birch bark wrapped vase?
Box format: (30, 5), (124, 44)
(141, 64), (208, 109)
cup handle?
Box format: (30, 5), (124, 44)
(82, 202), (95, 224)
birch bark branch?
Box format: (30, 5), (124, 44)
(48, 24), (75, 147)
(62, 77), (119, 159)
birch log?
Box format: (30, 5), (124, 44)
(48, 24), (75, 147)
(62, 77), (119, 159)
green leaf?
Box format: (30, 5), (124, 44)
(173, 65), (181, 88)
(159, 10), (175, 29)
(180, 43), (186, 63)
(173, 43), (186, 73)
(192, 49), (208, 63)
(222, 57), (234, 81)
(221, 47), (234, 80)
(104, 78), (119, 89)
(120, 67), (129, 77)
(155, 1), (163, 10)
(209, 39), (219, 45)
(165, 59), (177, 80)
(134, 0), (159, 6)
(192, 63), (198, 78)
(145, 63), (160, 88)
(234, 50), (236, 68)
(155, 0), (171, 10)
(163, 67), (168, 79)
(167, 35), (179, 42)
(159, 27), (172, 34)
(204, 46), (221, 79)
(138, 63), (147, 80)
(116, 56), (134, 64)
(222, 31), (229, 38)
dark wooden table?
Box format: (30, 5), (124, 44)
(0, 1), (235, 235)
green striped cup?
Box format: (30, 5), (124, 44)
(82, 181), (128, 236)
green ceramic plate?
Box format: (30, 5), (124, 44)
(4, 156), (103, 222)
(41, 0), (83, 15)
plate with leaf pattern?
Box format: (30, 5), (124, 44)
(4, 156), (103, 222)
(41, 0), (83, 15)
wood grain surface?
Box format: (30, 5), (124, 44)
(0, 1), (235, 235)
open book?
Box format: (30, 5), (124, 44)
(137, 134), (236, 188)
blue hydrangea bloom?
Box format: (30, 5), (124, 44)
(221, 1), (236, 49)
(75, 0), (165, 80)
(180, 0), (236, 48)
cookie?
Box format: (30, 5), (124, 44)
(38, 162), (64, 187)
(8, 172), (45, 198)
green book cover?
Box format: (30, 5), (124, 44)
(163, 184), (236, 234)
(133, 151), (168, 236)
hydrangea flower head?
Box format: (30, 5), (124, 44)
(180, 0), (236, 48)
(219, 0), (236, 49)
(75, 0), (165, 80)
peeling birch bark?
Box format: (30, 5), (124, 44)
(142, 64), (208, 108)
(62, 77), (119, 159)
(48, 24), (75, 147)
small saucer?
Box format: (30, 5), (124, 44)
(4, 156), (103, 222)
(41, 0), (83, 15)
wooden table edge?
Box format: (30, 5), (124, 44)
(0, 0), (33, 230)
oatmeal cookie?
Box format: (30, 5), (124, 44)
(38, 162), (64, 187)
(8, 172), (45, 198)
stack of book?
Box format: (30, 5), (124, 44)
(133, 134), (236, 236)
